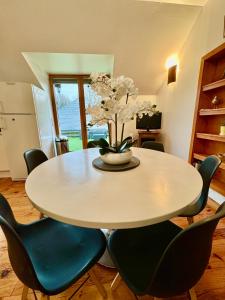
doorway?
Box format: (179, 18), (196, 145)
(49, 75), (108, 151)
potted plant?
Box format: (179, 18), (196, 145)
(87, 73), (158, 165)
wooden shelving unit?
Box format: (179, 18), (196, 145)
(211, 179), (225, 196)
(196, 133), (225, 142)
(189, 42), (225, 196)
(199, 108), (225, 116)
(202, 78), (225, 91)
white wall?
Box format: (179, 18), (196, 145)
(24, 54), (56, 158)
(157, 0), (225, 160)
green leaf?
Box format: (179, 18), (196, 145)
(107, 146), (117, 153)
(99, 146), (117, 155)
(118, 141), (128, 153)
(123, 140), (135, 149)
(122, 136), (132, 144)
(99, 148), (110, 155)
(119, 137), (136, 153)
(98, 138), (109, 148)
(118, 136), (132, 152)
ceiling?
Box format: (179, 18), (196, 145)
(23, 52), (114, 89)
(0, 0), (201, 94)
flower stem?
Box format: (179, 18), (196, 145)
(120, 93), (129, 143)
(107, 122), (112, 146)
(115, 113), (118, 149)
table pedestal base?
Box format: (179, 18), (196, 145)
(98, 229), (115, 268)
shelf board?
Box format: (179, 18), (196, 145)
(196, 133), (225, 142)
(193, 153), (225, 170)
(210, 179), (225, 196)
(202, 78), (225, 91)
(199, 108), (225, 116)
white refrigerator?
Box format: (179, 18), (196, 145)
(0, 82), (40, 180)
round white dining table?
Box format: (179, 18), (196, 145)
(25, 147), (202, 230)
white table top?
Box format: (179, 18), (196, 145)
(25, 148), (202, 229)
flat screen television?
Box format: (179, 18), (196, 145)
(136, 112), (162, 131)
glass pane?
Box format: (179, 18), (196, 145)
(53, 81), (83, 151)
(84, 82), (109, 143)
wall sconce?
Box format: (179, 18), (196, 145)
(168, 65), (177, 84)
(165, 54), (178, 85)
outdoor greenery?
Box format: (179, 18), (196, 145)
(68, 137), (83, 151)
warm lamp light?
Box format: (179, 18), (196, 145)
(165, 54), (178, 84)
(165, 54), (178, 69)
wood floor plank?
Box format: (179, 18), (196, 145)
(0, 178), (225, 299)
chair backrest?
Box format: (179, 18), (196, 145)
(24, 149), (48, 174)
(195, 155), (221, 214)
(87, 141), (97, 148)
(148, 201), (225, 298)
(0, 194), (42, 290)
(141, 141), (165, 152)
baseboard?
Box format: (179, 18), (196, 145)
(0, 172), (26, 181)
(0, 171), (10, 178)
(11, 177), (26, 181)
(209, 188), (225, 205)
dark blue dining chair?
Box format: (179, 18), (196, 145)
(179, 155), (221, 224)
(108, 201), (225, 299)
(24, 148), (49, 219)
(0, 193), (107, 299)
(87, 140), (97, 148)
(141, 141), (165, 152)
(24, 149), (48, 175)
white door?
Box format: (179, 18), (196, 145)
(3, 115), (40, 180)
(32, 85), (55, 158)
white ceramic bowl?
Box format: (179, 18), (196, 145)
(100, 149), (132, 165)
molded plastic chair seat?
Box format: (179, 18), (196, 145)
(108, 221), (181, 294)
(141, 141), (164, 152)
(0, 194), (107, 297)
(17, 218), (105, 294)
(108, 202), (225, 298)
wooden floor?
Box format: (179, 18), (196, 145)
(0, 178), (225, 300)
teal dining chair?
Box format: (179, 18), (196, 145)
(179, 155), (221, 224)
(0, 193), (107, 299)
(87, 140), (97, 148)
(24, 148), (49, 219)
(108, 201), (225, 299)
(141, 141), (165, 152)
(24, 149), (48, 175)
